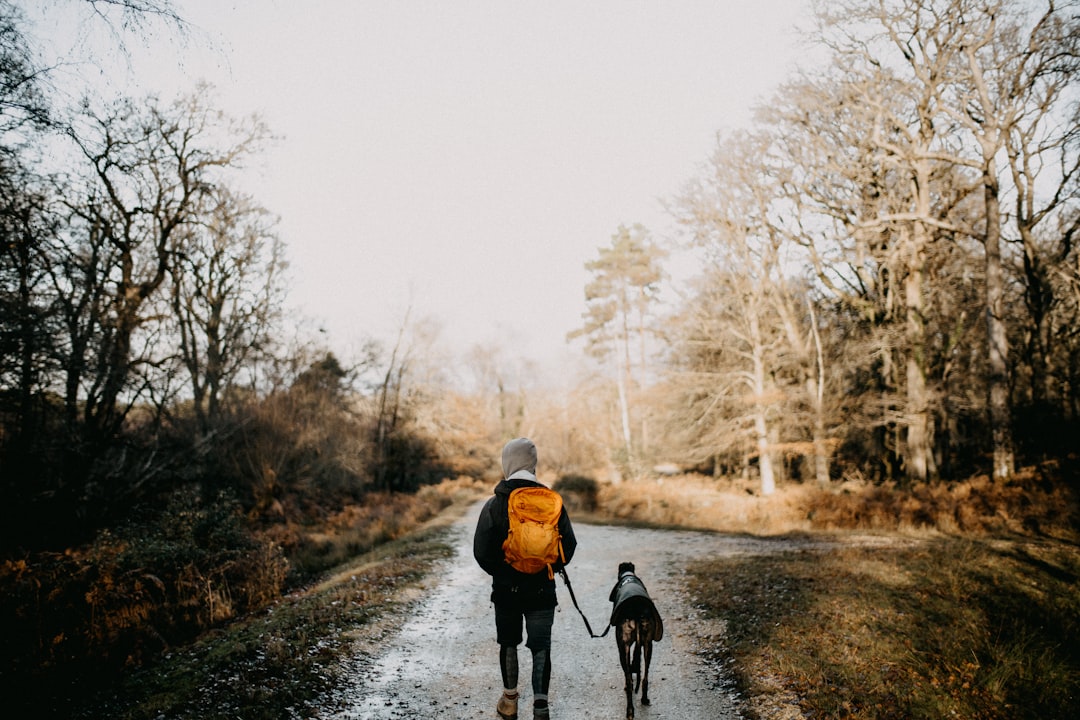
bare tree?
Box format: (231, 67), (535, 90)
(988, 3), (1080, 424)
(0, 2), (52, 132)
(569, 224), (666, 470)
(776, 0), (1029, 482)
(0, 152), (59, 476)
(933, 0), (1023, 479)
(59, 88), (269, 442)
(169, 186), (285, 433)
(463, 341), (531, 441)
(829, 3), (972, 483)
(764, 71), (931, 482)
(824, 0), (1078, 479)
(367, 309), (449, 491)
(671, 132), (835, 493)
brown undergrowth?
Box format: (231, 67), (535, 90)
(686, 537), (1080, 719)
(593, 464), (1078, 538)
(266, 477), (487, 583)
(592, 464), (1079, 719)
(0, 478), (486, 720)
(74, 505), (469, 720)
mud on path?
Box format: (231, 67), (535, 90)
(320, 499), (804, 719)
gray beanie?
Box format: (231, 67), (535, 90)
(501, 437), (538, 479)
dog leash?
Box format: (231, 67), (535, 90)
(559, 567), (610, 639)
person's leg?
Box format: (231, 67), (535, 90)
(530, 648), (550, 713)
(495, 604), (524, 718)
(524, 607), (555, 716)
(499, 644), (519, 689)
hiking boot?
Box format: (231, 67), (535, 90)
(496, 690), (519, 719)
(533, 699), (550, 719)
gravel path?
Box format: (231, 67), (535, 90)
(320, 499), (797, 719)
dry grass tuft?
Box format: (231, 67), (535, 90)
(686, 537), (1080, 720)
(591, 467), (1078, 539)
(280, 478), (487, 581)
(805, 468), (1077, 536)
(79, 519), (463, 720)
(598, 467), (1079, 718)
(595, 473), (813, 534)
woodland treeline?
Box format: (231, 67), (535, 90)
(0, 3), (461, 551)
(574, 0), (1079, 495)
(0, 0), (1077, 710)
(0, 1), (471, 696)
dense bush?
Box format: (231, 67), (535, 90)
(0, 489), (287, 699)
(284, 488), (445, 581)
(554, 473), (600, 512)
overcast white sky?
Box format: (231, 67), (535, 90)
(41, 0), (813, 375)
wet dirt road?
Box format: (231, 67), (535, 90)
(321, 499), (779, 719)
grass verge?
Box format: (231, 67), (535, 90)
(686, 534), (1080, 719)
(56, 498), (477, 720)
(592, 465), (1077, 537)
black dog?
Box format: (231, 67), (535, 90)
(608, 562), (664, 720)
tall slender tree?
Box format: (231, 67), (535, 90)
(570, 224), (666, 469)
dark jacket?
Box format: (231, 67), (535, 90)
(473, 477), (578, 609)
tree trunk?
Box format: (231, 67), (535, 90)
(983, 162), (1015, 480)
(904, 222), (934, 484)
(959, 31), (1017, 480)
(615, 351), (633, 466)
(808, 298), (830, 485)
(755, 410), (776, 496)
(751, 313), (776, 496)
(1018, 221), (1057, 410)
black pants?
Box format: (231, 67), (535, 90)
(494, 604), (555, 696)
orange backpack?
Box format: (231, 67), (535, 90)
(502, 486), (565, 579)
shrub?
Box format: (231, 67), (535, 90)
(285, 486), (460, 582)
(553, 474), (599, 512)
(0, 488), (287, 694)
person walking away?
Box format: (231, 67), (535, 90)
(473, 438), (577, 720)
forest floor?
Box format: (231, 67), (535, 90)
(686, 530), (1080, 719)
(71, 484), (1079, 720)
